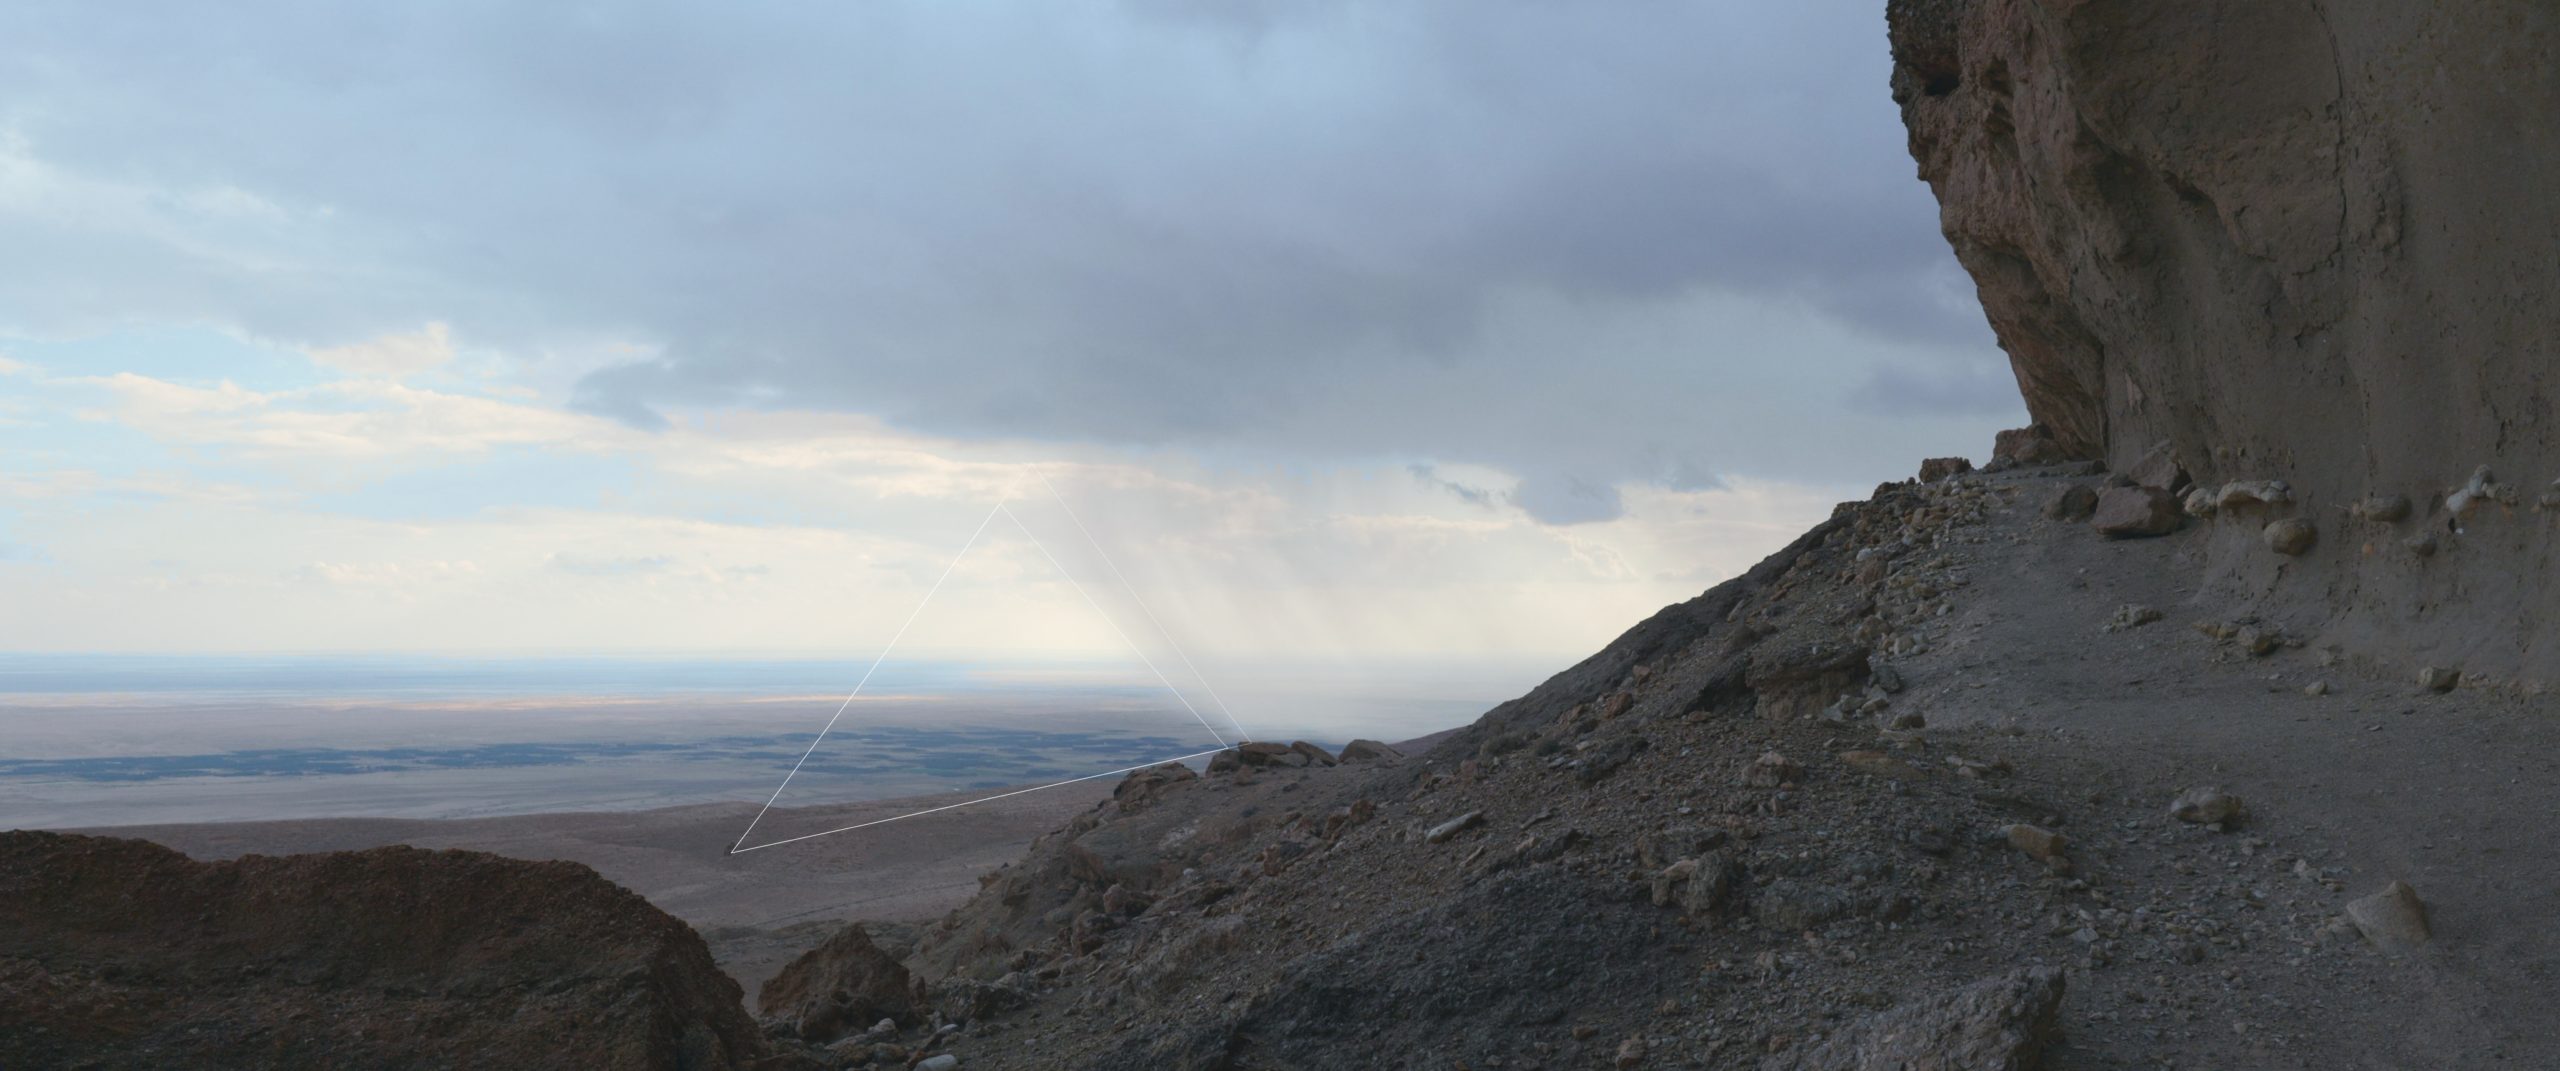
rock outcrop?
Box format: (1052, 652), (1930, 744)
(758, 923), (923, 1043)
(0, 832), (766, 1070)
(1890, 0), (2560, 679)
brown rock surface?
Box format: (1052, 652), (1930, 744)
(0, 831), (765, 1070)
(1891, 0), (2560, 679)
(757, 923), (921, 1042)
(2089, 486), (2180, 538)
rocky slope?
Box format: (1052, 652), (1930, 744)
(0, 832), (769, 1070)
(1887, 0), (2560, 681)
(751, 465), (2547, 1070)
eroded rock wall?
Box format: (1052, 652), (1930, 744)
(1891, 0), (2560, 678)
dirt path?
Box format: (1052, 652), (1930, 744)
(1900, 470), (2558, 1065)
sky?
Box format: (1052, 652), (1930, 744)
(0, 1), (2021, 665)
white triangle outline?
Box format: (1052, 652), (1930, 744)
(727, 478), (1251, 854)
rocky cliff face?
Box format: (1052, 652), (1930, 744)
(1890, 0), (2560, 679)
(0, 832), (769, 1070)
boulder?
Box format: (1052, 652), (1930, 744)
(1336, 739), (1403, 762)
(2090, 487), (2182, 538)
(1766, 967), (2065, 1071)
(759, 923), (923, 1042)
(1919, 456), (1974, 482)
(2125, 441), (2190, 493)
(2042, 483), (2098, 521)
(1112, 762), (1199, 812)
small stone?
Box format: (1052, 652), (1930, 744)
(1740, 751), (1802, 788)
(2406, 533), (2441, 558)
(2183, 485), (2220, 518)
(2168, 786), (2245, 826)
(1839, 750), (1920, 779)
(916, 1056), (961, 1071)
(1870, 661), (1906, 693)
(2106, 604), (2162, 631)
(2418, 666), (2460, 693)
(1649, 859), (1699, 907)
(2344, 881), (2431, 954)
(1615, 1036), (1647, 1068)
(1425, 811), (1484, 844)
(1573, 1024), (1599, 1040)
(2305, 680), (2330, 697)
(2446, 465), (2505, 515)
(2217, 480), (2294, 510)
(2354, 493), (2412, 523)
(2263, 518), (2318, 556)
(2006, 824), (2067, 864)
(2234, 626), (2281, 657)
(2043, 484), (2098, 521)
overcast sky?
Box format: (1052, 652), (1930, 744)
(0, 1), (2019, 665)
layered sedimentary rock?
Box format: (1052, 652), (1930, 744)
(1890, 0), (2560, 678)
(0, 832), (767, 1070)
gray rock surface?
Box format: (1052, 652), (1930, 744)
(1766, 967), (2064, 1071)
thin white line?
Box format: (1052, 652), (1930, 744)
(729, 747), (1226, 854)
(728, 496), (1010, 854)
(997, 502), (1231, 750)
(1036, 473), (1254, 743)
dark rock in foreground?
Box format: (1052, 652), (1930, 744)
(0, 831), (766, 1070)
(758, 923), (923, 1042)
(1768, 967), (2065, 1071)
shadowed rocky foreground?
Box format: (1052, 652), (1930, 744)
(0, 833), (765, 1069)
(16, 462), (2558, 1068)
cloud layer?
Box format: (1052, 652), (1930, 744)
(0, 1), (2017, 524)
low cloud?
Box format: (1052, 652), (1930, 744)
(307, 323), (455, 378)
